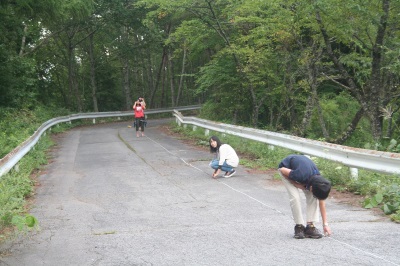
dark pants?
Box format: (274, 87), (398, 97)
(135, 117), (145, 132)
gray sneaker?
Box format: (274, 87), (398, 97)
(294, 224), (305, 239)
(224, 170), (236, 178)
(304, 224), (323, 239)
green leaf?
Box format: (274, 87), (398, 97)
(363, 198), (374, 209)
(383, 204), (391, 215)
(374, 193), (384, 204)
(25, 215), (37, 227)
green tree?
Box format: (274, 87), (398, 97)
(0, 0), (59, 108)
(312, 0), (400, 143)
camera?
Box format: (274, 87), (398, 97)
(139, 99), (143, 102)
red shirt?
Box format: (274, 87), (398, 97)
(134, 104), (145, 118)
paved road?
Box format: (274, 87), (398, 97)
(0, 118), (399, 266)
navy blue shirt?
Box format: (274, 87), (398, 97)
(278, 155), (320, 187)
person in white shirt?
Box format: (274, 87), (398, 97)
(209, 136), (239, 178)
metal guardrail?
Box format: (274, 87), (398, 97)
(173, 110), (400, 175)
(0, 105), (201, 178)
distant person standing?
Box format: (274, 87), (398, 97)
(209, 135), (239, 178)
(278, 154), (332, 239)
(133, 97), (146, 137)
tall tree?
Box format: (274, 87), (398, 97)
(312, 0), (400, 142)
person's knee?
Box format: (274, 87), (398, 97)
(210, 162), (218, 169)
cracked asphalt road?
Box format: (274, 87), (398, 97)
(0, 118), (399, 266)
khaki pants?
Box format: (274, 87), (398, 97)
(279, 170), (319, 225)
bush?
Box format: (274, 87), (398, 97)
(0, 106), (70, 157)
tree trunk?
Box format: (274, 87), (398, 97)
(160, 59), (166, 108)
(122, 58), (131, 110)
(88, 33), (99, 112)
(121, 26), (132, 111)
(297, 44), (329, 138)
(330, 108), (364, 144)
(299, 95), (314, 137)
(168, 50), (176, 107)
(366, 0), (390, 141)
(19, 23), (27, 56)
(316, 100), (329, 139)
(149, 50), (167, 108)
(315, 3), (390, 143)
(176, 45), (187, 106)
(67, 40), (82, 111)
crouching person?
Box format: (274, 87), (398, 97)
(209, 136), (239, 178)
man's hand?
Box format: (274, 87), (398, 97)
(323, 224), (332, 236)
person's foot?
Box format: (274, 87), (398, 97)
(223, 170), (236, 178)
(304, 224), (323, 239)
(294, 224), (305, 239)
(136, 132), (139, 137)
(141, 132), (145, 137)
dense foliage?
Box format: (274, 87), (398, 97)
(1, 0), (400, 148)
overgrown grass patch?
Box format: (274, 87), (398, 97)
(0, 106), (70, 158)
(0, 135), (53, 239)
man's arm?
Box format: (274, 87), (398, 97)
(319, 200), (332, 236)
(279, 167), (306, 189)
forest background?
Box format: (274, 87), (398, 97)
(1, 0), (400, 234)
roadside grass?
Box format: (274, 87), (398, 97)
(0, 135), (53, 241)
(170, 121), (400, 223)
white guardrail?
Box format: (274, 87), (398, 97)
(173, 110), (400, 176)
(0, 105), (201, 178)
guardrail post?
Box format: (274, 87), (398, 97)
(184, 124), (187, 129)
(350, 168), (358, 180)
(193, 125), (197, 131)
(93, 119), (96, 124)
(205, 129), (210, 136)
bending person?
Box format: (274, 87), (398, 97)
(278, 154), (332, 239)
